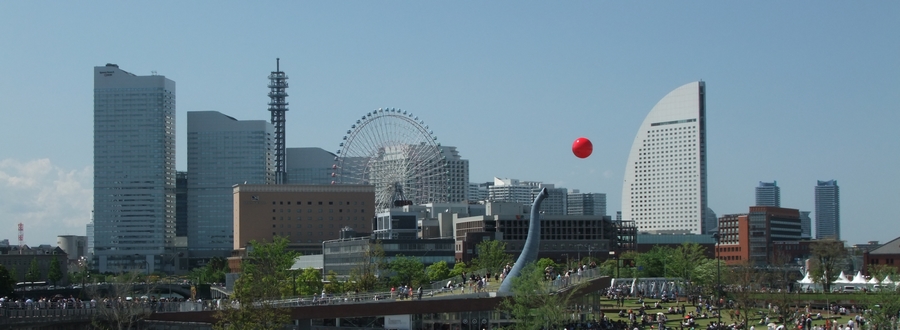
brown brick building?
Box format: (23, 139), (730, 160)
(716, 213), (749, 264)
(864, 236), (900, 275)
(232, 184), (375, 256)
(715, 206), (803, 266)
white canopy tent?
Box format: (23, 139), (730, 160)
(851, 271), (867, 284)
(834, 271), (850, 284)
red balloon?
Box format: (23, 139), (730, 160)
(572, 137), (593, 158)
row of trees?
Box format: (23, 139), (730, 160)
(4, 262), (75, 296)
(213, 238), (516, 329)
(0, 257), (65, 290)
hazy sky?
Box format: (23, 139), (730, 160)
(1, 2), (897, 246)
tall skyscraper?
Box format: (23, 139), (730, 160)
(85, 221), (94, 257)
(441, 146), (470, 204)
(175, 171), (188, 238)
(755, 181), (781, 207)
(704, 207), (718, 234)
(567, 191), (607, 216)
(815, 180), (840, 240)
(187, 111), (274, 258)
(286, 147), (336, 185)
(93, 64), (175, 273)
(622, 81), (708, 234)
(268, 59), (289, 184)
(799, 211), (812, 239)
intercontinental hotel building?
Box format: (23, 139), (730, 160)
(621, 81), (708, 234)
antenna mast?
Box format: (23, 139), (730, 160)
(268, 58), (289, 184)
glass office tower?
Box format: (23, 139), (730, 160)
(93, 64), (175, 273)
(187, 111), (274, 259)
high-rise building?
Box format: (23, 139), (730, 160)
(815, 180), (840, 240)
(799, 211), (812, 239)
(175, 171), (188, 237)
(704, 207), (718, 234)
(441, 146), (470, 204)
(755, 181), (781, 207)
(93, 64), (175, 273)
(187, 111), (274, 258)
(85, 221), (94, 257)
(488, 178), (534, 204)
(468, 182), (493, 202)
(621, 81), (708, 234)
(567, 191), (607, 216)
(541, 186), (568, 216)
(485, 178), (564, 214)
(286, 147), (336, 185)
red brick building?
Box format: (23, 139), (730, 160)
(715, 206), (804, 266)
(864, 236), (900, 275)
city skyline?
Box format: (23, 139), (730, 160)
(1, 2), (898, 246)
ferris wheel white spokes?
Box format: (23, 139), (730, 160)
(334, 108), (449, 210)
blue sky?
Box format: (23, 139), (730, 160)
(1, 2), (898, 246)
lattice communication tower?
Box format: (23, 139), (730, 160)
(268, 58), (289, 184)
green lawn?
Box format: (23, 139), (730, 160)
(598, 297), (864, 329)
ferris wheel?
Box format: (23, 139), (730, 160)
(333, 108), (449, 210)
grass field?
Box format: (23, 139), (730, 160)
(597, 296), (864, 329)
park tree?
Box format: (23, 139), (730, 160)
(867, 264), (898, 282)
(724, 262), (768, 327)
(324, 271), (346, 294)
(25, 258), (41, 282)
(0, 265), (14, 297)
(190, 256), (229, 284)
(691, 258), (724, 296)
(863, 284), (900, 329)
(294, 267), (323, 296)
(470, 240), (512, 273)
(497, 262), (582, 330)
(635, 245), (673, 277)
(214, 236), (298, 330)
(347, 240), (385, 292)
(426, 260), (450, 282)
(536, 258), (559, 276)
(88, 271), (154, 330)
(386, 255), (428, 288)
(808, 239), (846, 293)
(669, 242), (709, 281)
(48, 257), (63, 285)
(449, 261), (468, 277)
